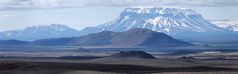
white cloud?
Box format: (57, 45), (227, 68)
(0, 14), (25, 19)
(0, 0), (237, 10)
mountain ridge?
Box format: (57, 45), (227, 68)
(0, 24), (81, 41)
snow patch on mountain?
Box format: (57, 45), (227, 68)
(211, 20), (238, 31)
(0, 24), (80, 41)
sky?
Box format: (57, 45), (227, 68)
(0, 0), (238, 32)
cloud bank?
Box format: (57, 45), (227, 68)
(0, 0), (238, 10)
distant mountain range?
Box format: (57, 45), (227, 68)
(0, 24), (80, 41)
(0, 28), (192, 47)
(0, 7), (238, 42)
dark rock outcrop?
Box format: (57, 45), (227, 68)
(108, 51), (156, 59)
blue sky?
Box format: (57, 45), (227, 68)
(0, 0), (238, 31)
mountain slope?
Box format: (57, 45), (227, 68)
(30, 38), (74, 46)
(210, 20), (238, 31)
(32, 28), (192, 47)
(80, 7), (236, 42)
(0, 24), (80, 41)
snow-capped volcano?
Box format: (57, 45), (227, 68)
(80, 7), (237, 41)
(0, 24), (80, 41)
(96, 7), (224, 35)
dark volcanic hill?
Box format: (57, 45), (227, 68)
(0, 40), (29, 46)
(108, 51), (156, 59)
(68, 28), (192, 46)
(28, 28), (192, 47)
